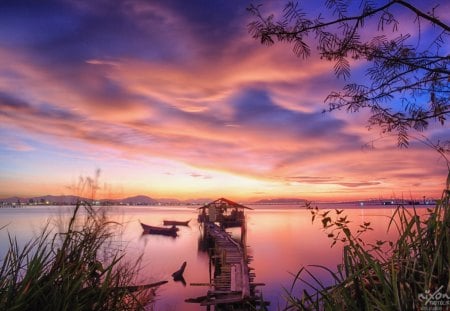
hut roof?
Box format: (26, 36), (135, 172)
(198, 197), (253, 210)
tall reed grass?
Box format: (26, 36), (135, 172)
(0, 201), (156, 310)
(281, 173), (449, 310)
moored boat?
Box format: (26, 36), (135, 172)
(163, 219), (191, 226)
(140, 222), (178, 236)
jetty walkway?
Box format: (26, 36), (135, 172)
(187, 198), (265, 309)
(205, 222), (251, 301)
(188, 221), (264, 309)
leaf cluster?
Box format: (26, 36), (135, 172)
(279, 172), (450, 310)
(0, 202), (154, 311)
(248, 1), (450, 147)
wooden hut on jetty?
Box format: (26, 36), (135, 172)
(197, 197), (253, 228)
(189, 198), (267, 310)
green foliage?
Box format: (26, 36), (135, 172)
(0, 202), (153, 311)
(281, 174), (449, 310)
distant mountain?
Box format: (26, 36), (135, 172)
(112, 195), (158, 205)
(157, 198), (182, 204)
(252, 198), (306, 204)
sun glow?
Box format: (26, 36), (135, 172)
(0, 1), (448, 202)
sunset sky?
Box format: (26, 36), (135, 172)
(0, 0), (449, 201)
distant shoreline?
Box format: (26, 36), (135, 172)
(0, 194), (437, 207)
(0, 202), (436, 210)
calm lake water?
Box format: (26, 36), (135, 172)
(0, 204), (425, 310)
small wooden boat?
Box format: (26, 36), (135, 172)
(163, 219), (191, 226)
(140, 222), (178, 236)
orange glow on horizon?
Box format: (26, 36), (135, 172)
(0, 2), (448, 202)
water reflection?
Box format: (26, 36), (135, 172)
(0, 204), (425, 310)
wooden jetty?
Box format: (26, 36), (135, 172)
(187, 198), (266, 310)
(206, 222), (251, 298)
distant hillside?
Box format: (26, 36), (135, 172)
(157, 198), (182, 204)
(110, 195), (157, 205)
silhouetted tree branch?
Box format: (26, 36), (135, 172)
(248, 0), (449, 147)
